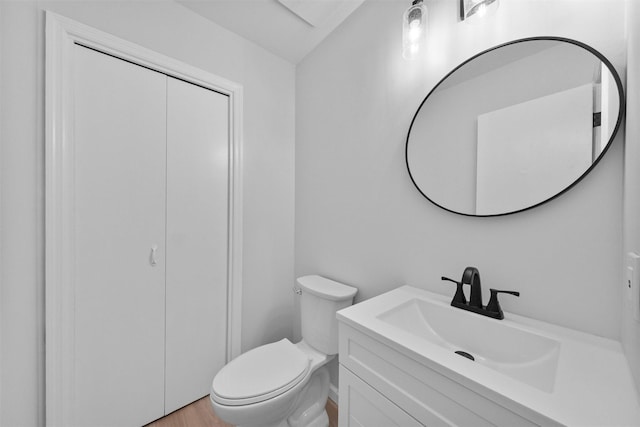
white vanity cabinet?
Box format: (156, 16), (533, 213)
(337, 286), (640, 427)
(337, 323), (556, 427)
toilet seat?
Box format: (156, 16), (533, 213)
(211, 339), (311, 406)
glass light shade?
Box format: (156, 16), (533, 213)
(461, 0), (499, 21)
(402, 0), (427, 60)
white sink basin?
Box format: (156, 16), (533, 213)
(377, 297), (560, 392)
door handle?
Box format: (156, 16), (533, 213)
(149, 245), (158, 267)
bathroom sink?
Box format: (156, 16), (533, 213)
(337, 285), (640, 426)
(377, 297), (560, 392)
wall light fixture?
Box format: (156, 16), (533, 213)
(460, 0), (499, 21)
(402, 0), (427, 60)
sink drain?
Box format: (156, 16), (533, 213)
(455, 350), (475, 361)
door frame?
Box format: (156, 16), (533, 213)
(45, 11), (243, 425)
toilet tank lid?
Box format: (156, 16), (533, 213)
(296, 275), (357, 301)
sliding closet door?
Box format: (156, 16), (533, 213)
(165, 77), (229, 413)
(73, 45), (167, 426)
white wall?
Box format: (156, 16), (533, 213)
(622, 0), (640, 396)
(296, 0), (626, 390)
(0, 1), (295, 425)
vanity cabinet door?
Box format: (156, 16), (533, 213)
(339, 365), (423, 427)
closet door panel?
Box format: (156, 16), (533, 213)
(73, 45), (167, 426)
(165, 77), (229, 413)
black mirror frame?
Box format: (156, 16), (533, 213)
(405, 36), (626, 217)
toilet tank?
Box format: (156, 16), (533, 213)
(297, 275), (358, 355)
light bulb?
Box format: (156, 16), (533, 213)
(476, 3), (487, 17)
(408, 20), (422, 42)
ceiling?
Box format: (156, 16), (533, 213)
(177, 0), (367, 64)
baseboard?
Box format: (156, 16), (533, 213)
(328, 383), (339, 404)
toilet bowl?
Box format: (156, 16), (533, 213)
(210, 275), (357, 427)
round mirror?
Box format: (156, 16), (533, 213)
(406, 37), (625, 217)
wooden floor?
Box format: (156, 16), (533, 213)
(327, 398), (339, 427)
(146, 395), (338, 427)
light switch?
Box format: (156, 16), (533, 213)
(626, 252), (640, 321)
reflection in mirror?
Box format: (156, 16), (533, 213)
(406, 38), (624, 216)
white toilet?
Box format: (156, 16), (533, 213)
(210, 275), (357, 427)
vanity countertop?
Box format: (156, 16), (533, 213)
(337, 286), (640, 426)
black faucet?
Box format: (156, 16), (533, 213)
(461, 266), (483, 308)
(442, 267), (519, 320)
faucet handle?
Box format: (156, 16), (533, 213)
(442, 276), (467, 305)
(486, 289), (520, 320)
